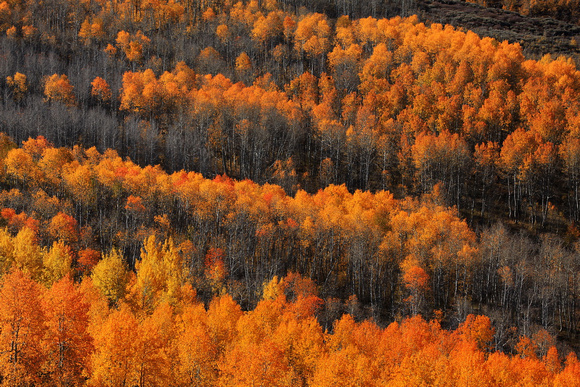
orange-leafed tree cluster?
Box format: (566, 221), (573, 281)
(0, 136), (578, 345)
(2, 3), (580, 228)
(0, 266), (578, 386)
(2, 0), (580, 376)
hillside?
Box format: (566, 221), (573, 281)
(419, 0), (580, 60)
(0, 138), (575, 384)
(0, 0), (580, 382)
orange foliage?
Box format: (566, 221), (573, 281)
(42, 276), (93, 385)
(116, 30), (150, 62)
(403, 265), (430, 292)
(294, 13), (331, 58)
(0, 243), (574, 386)
(48, 212), (79, 244)
(78, 17), (105, 44)
(78, 248), (101, 274)
(124, 195), (146, 213)
(204, 247), (227, 290)
(43, 74), (75, 106)
(90, 305), (139, 385)
(0, 269), (44, 385)
(22, 135), (51, 160)
(457, 314), (495, 351)
(90, 77), (112, 102)
(1, 2), (580, 383)
(1, 208), (39, 234)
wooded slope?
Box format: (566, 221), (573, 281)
(1, 1), (580, 230)
(0, 137), (577, 354)
(1, 267), (579, 386)
(2, 0), (580, 373)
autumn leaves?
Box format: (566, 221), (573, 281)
(3, 3), (580, 231)
(2, 0), (580, 382)
(1, 262), (578, 386)
(3, 134), (578, 340)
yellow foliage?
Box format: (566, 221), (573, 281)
(42, 240), (73, 286)
(13, 227), (43, 281)
(128, 236), (186, 312)
(91, 249), (129, 304)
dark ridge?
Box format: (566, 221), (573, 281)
(416, 0), (580, 60)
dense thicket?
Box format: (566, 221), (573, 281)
(0, 268), (577, 386)
(1, 0), (580, 230)
(1, 0), (580, 377)
(0, 137), (578, 354)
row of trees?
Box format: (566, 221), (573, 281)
(1, 7), (580, 227)
(0, 136), (580, 342)
(1, 267), (579, 386)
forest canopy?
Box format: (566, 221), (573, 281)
(0, 137), (577, 359)
(0, 0), (580, 383)
(1, 0), (580, 227)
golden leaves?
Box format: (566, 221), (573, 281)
(91, 77), (112, 103)
(43, 74), (75, 106)
(6, 72), (27, 102)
